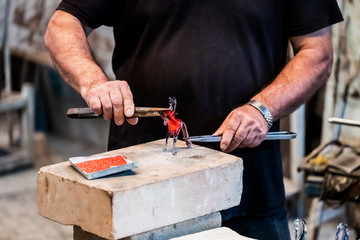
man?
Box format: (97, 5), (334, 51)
(44, 1), (343, 239)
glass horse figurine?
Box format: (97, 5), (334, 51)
(161, 97), (192, 155)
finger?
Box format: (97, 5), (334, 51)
(126, 117), (138, 125)
(246, 135), (264, 148)
(224, 126), (249, 152)
(220, 117), (240, 152)
(236, 129), (256, 148)
(247, 132), (267, 148)
(118, 81), (135, 117)
(99, 93), (113, 121)
(109, 87), (124, 125)
(236, 120), (267, 148)
(88, 95), (102, 115)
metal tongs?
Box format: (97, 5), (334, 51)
(66, 107), (170, 119)
(189, 131), (297, 142)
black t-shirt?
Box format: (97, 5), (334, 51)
(57, 0), (343, 218)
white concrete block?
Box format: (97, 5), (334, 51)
(170, 227), (256, 240)
(37, 139), (243, 239)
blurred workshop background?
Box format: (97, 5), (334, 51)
(0, 0), (360, 239)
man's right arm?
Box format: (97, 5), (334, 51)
(44, 10), (137, 125)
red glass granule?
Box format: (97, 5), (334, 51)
(75, 155), (127, 173)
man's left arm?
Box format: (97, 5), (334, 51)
(215, 27), (333, 152)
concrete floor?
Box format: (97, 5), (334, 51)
(0, 132), (102, 240)
(0, 134), (357, 240)
(0, 168), (73, 240)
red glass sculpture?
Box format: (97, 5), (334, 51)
(161, 97), (192, 155)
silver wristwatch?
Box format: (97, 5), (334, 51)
(247, 100), (273, 129)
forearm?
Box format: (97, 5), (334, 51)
(253, 28), (333, 121)
(44, 10), (108, 98)
(45, 10), (136, 125)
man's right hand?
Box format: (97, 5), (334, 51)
(81, 80), (138, 126)
(44, 11), (137, 126)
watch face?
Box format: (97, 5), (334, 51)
(259, 105), (266, 111)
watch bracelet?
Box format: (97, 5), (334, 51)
(247, 100), (273, 129)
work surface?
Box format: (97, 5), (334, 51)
(37, 139), (243, 239)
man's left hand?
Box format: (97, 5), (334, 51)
(214, 105), (269, 152)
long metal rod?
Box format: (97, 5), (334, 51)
(328, 117), (360, 128)
(2, 0), (11, 93)
(188, 131), (297, 142)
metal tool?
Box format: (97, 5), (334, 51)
(66, 107), (170, 119)
(328, 117), (360, 128)
(188, 131), (297, 142)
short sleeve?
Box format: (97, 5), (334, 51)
(285, 0), (343, 37)
(56, 0), (118, 29)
